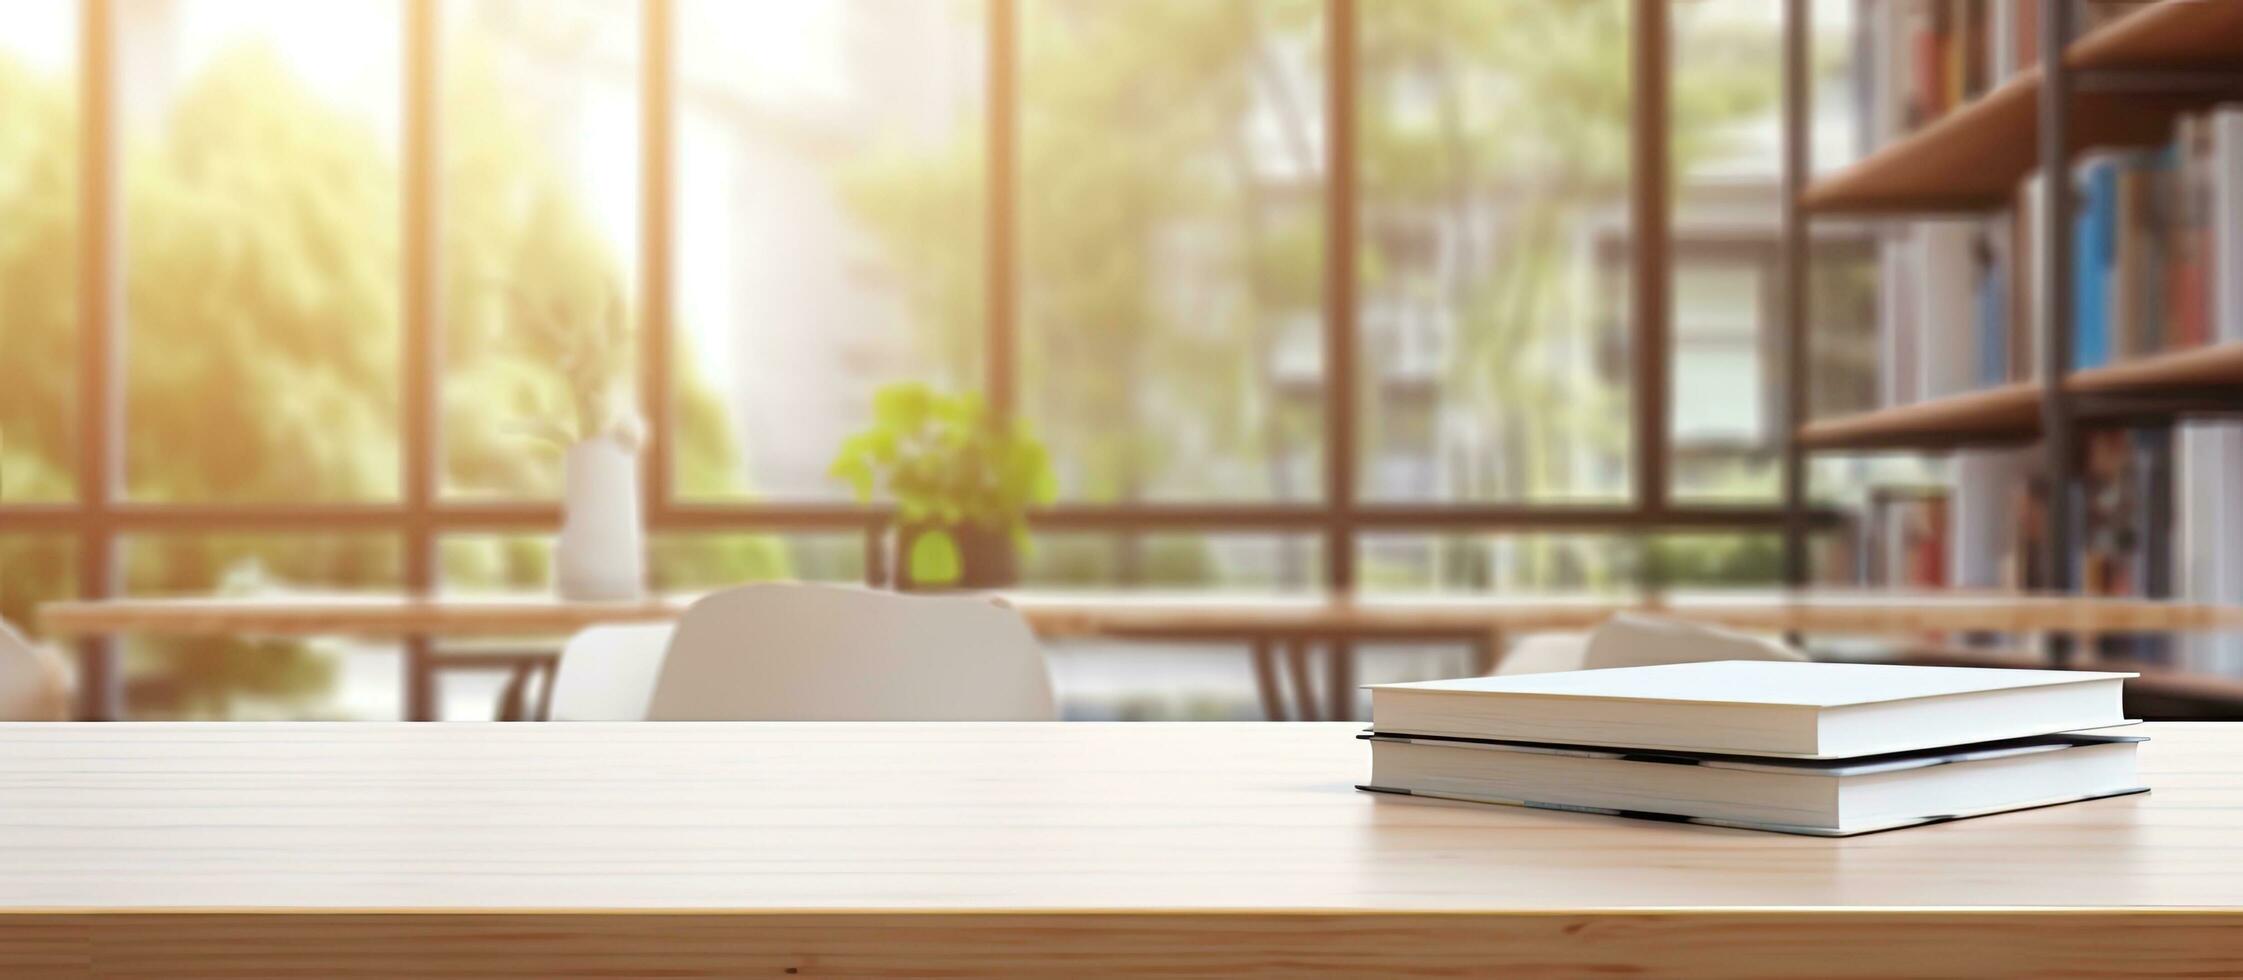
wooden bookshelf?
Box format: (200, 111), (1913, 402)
(1798, 341), (2243, 452)
(1802, 0), (2243, 214)
(2068, 339), (2243, 397)
(1796, 380), (2041, 451)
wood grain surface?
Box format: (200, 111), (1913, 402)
(4, 910), (2241, 979)
(0, 722), (2238, 976)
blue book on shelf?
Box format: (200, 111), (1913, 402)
(1976, 252), (2007, 387)
(2073, 158), (2117, 371)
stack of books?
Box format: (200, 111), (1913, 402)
(1360, 661), (2146, 837)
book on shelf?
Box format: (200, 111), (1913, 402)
(1951, 448), (2033, 588)
(1862, 486), (1948, 588)
(1917, 220), (1984, 397)
(1964, 429), (2169, 605)
(2033, 111), (2239, 379)
(2010, 475), (2051, 590)
(1359, 659), (2146, 837)
(2073, 151), (2121, 370)
(1859, 1), (2137, 148)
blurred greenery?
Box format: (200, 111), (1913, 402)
(0, 28), (781, 717)
(0, 54), (77, 504)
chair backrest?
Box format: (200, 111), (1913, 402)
(645, 584), (1057, 721)
(0, 617), (70, 721)
(1496, 615), (1807, 677)
(1493, 633), (1591, 676)
(549, 624), (676, 721)
(1580, 613), (1807, 671)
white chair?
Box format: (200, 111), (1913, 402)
(1494, 613), (1807, 676)
(546, 623), (676, 721)
(644, 583), (1057, 721)
(1495, 633), (1598, 676)
(0, 617), (71, 721)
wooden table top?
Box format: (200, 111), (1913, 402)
(0, 721), (2235, 912)
(36, 588), (2243, 640)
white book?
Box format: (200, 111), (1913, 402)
(1367, 661), (2134, 759)
(1950, 447), (2034, 588)
(1361, 732), (2146, 837)
(2216, 108), (2243, 345)
(2021, 169), (2048, 378)
(1915, 220), (1982, 398)
(1879, 230), (1924, 405)
(1989, 0), (2016, 82)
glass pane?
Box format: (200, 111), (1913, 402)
(1645, 531), (1784, 587)
(1670, 0), (1781, 502)
(1358, 0), (1629, 504)
(1670, 1), (1883, 503)
(0, 5), (77, 503)
(1812, 0), (1866, 177)
(651, 533), (851, 590)
(119, 0), (403, 503)
(0, 536), (76, 642)
(1358, 531), (1796, 592)
(1358, 533), (1641, 592)
(121, 533), (402, 719)
(673, 0), (985, 502)
(1021, 532), (1322, 591)
(440, 532), (826, 595)
(1021, 0), (1327, 503)
(441, 0), (640, 500)
(438, 533), (554, 595)
(1671, 254), (1779, 501)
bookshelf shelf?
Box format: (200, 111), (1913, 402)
(1801, 0), (2243, 215)
(2068, 339), (2243, 397)
(1796, 381), (2041, 451)
(1796, 341), (2243, 452)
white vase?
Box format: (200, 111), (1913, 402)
(556, 436), (645, 601)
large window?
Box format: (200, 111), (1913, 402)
(1357, 0), (1631, 505)
(672, 0), (986, 503)
(0, 3), (77, 504)
(120, 0), (404, 504)
(440, 0), (642, 501)
(1022, 0), (1326, 505)
(2, 0), (1862, 719)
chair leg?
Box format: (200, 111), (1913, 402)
(530, 657), (559, 722)
(1471, 629), (1505, 676)
(1249, 639), (1288, 721)
(494, 663), (536, 722)
(1324, 638), (1356, 721)
(1285, 640), (1320, 722)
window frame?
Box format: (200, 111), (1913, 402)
(9, 0), (1842, 720)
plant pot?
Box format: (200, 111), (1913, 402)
(555, 436), (645, 601)
(894, 522), (1018, 592)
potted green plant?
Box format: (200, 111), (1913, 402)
(830, 383), (1057, 590)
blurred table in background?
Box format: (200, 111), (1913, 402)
(40, 590), (2243, 721)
